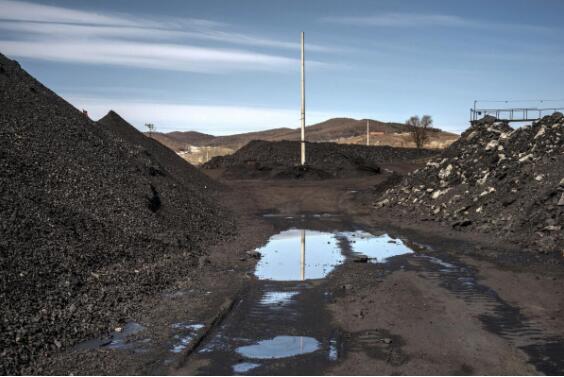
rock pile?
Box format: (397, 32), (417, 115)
(0, 53), (234, 374)
(375, 114), (564, 254)
(204, 140), (437, 179)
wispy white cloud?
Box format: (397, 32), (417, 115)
(321, 12), (552, 33)
(0, 39), (305, 73)
(0, 0), (337, 70)
(0, 0), (221, 29)
(323, 12), (471, 28)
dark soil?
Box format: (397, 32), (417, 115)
(374, 114), (564, 255)
(0, 53), (235, 375)
(203, 140), (437, 179)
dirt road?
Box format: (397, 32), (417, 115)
(41, 166), (564, 375)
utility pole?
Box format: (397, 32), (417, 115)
(366, 119), (370, 146)
(300, 31), (306, 165)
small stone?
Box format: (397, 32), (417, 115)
(354, 256), (369, 263)
(558, 193), (564, 206)
(519, 154), (533, 163)
(485, 140), (499, 151)
(245, 250), (261, 259)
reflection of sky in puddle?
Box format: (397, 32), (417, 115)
(260, 291), (299, 306)
(342, 231), (413, 262)
(254, 229), (343, 281)
(236, 336), (320, 359)
(254, 229), (417, 281)
(233, 362), (261, 373)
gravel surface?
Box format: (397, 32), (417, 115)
(0, 53), (235, 374)
(203, 140), (437, 179)
(375, 114), (564, 255)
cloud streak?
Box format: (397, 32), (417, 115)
(0, 39), (305, 73)
(321, 12), (552, 33)
(0, 0), (337, 75)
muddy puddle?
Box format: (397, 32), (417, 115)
(188, 226), (418, 375)
(186, 221), (564, 375)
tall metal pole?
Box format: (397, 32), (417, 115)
(300, 32), (306, 165)
(366, 119), (370, 146)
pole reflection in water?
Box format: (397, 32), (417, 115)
(300, 229), (305, 281)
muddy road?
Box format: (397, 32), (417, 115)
(42, 167), (564, 375)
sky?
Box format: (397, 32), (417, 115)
(1, 0), (563, 135)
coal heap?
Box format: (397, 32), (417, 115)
(375, 114), (564, 254)
(0, 54), (235, 374)
(98, 110), (220, 191)
(204, 140), (437, 179)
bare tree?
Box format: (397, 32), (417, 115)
(145, 123), (155, 137)
(406, 115), (432, 149)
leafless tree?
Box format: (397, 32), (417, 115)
(406, 115), (432, 149)
(145, 123), (155, 137)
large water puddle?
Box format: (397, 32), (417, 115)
(190, 226), (416, 375)
(236, 336), (320, 359)
(254, 228), (412, 281)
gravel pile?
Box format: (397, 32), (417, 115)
(0, 53), (235, 374)
(375, 114), (564, 254)
(203, 140), (436, 179)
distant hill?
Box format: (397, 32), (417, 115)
(149, 118), (458, 150)
(144, 117), (459, 165)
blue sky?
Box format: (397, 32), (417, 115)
(1, 0), (563, 134)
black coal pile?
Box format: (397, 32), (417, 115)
(375, 114), (564, 255)
(0, 53), (235, 374)
(98, 110), (220, 191)
(203, 140), (436, 179)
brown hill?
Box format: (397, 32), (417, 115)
(150, 118), (458, 155)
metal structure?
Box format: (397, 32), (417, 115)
(366, 119), (370, 146)
(470, 100), (564, 122)
(300, 32), (306, 165)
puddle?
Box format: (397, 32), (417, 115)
(190, 225), (416, 374)
(233, 362), (261, 373)
(254, 228), (413, 281)
(236, 336), (321, 359)
(254, 229), (344, 281)
(260, 291), (299, 306)
(338, 231), (413, 262)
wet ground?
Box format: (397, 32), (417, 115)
(38, 175), (564, 375)
(178, 216), (564, 375)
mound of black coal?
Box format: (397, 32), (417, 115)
(375, 114), (564, 254)
(0, 53), (235, 374)
(98, 110), (219, 190)
(204, 140), (436, 179)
